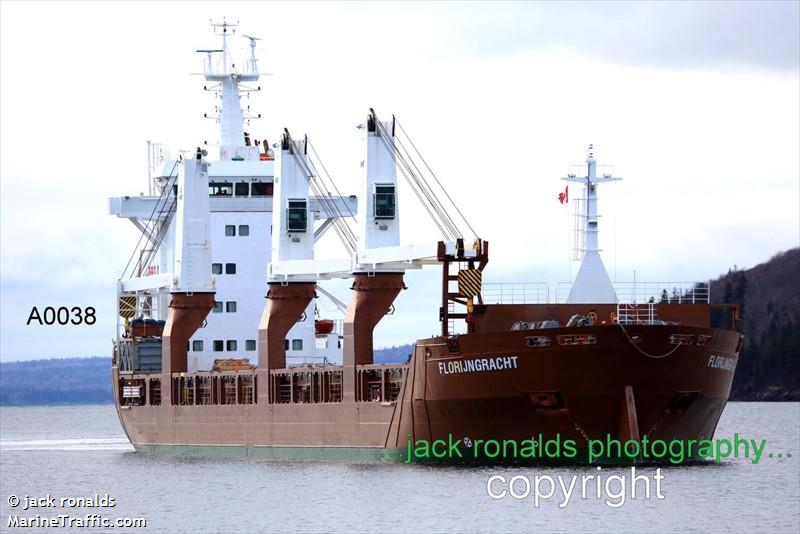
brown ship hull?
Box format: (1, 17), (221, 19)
(114, 324), (740, 463)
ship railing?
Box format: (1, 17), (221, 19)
(616, 303), (657, 325)
(482, 283), (550, 304)
(613, 282), (711, 304)
(555, 281), (711, 304)
(203, 55), (259, 78)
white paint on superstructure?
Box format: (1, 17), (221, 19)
(270, 137), (315, 275)
(111, 21), (350, 371)
(357, 117), (400, 267)
(172, 151), (214, 293)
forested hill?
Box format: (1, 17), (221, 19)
(1, 249), (797, 405)
(0, 357), (112, 406)
(710, 248), (800, 400)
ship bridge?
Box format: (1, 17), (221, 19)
(110, 20), (359, 372)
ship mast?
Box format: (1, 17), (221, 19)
(562, 145), (621, 303)
(200, 18), (261, 161)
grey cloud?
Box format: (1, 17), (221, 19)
(425, 1), (799, 71)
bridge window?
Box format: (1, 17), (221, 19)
(374, 184), (396, 219)
(235, 182), (250, 197)
(285, 339), (289, 350)
(226, 301), (237, 313)
(209, 182), (232, 197)
(213, 340), (223, 352)
(212, 301), (222, 313)
(225, 225), (236, 236)
(239, 225), (249, 236)
(225, 263), (236, 274)
(212, 263), (222, 275)
(192, 340), (203, 351)
(287, 200), (308, 232)
(246, 339), (256, 351)
(226, 340), (237, 351)
(252, 182), (273, 197)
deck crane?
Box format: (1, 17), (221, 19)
(259, 110), (487, 400)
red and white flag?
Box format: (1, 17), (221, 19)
(558, 185), (568, 204)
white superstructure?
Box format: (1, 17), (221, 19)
(110, 20), (353, 371)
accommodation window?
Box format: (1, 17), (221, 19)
(245, 340), (256, 351)
(239, 225), (249, 236)
(226, 340), (237, 351)
(287, 200), (308, 232)
(374, 184), (396, 219)
(235, 182), (250, 197)
(212, 301), (223, 313)
(213, 340), (223, 352)
(225, 301), (237, 313)
(292, 339), (303, 351)
(192, 340), (203, 351)
(251, 182), (273, 197)
(225, 263), (236, 274)
(225, 225), (236, 236)
(209, 182), (233, 197)
(212, 263), (222, 275)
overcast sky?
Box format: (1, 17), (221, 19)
(1, 1), (798, 361)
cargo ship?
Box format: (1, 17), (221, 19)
(109, 21), (742, 462)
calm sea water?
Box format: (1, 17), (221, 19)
(1, 403), (798, 533)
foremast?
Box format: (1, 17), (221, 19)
(563, 145), (621, 304)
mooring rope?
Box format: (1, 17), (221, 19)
(617, 321), (683, 359)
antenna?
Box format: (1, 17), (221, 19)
(242, 35), (261, 72)
(210, 17), (239, 34)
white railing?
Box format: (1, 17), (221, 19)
(204, 56), (259, 78)
(556, 281), (710, 304)
(616, 303), (656, 324)
(482, 283), (550, 304)
(556, 283), (572, 304)
(613, 282), (710, 304)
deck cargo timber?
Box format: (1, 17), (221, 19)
(110, 21), (742, 462)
